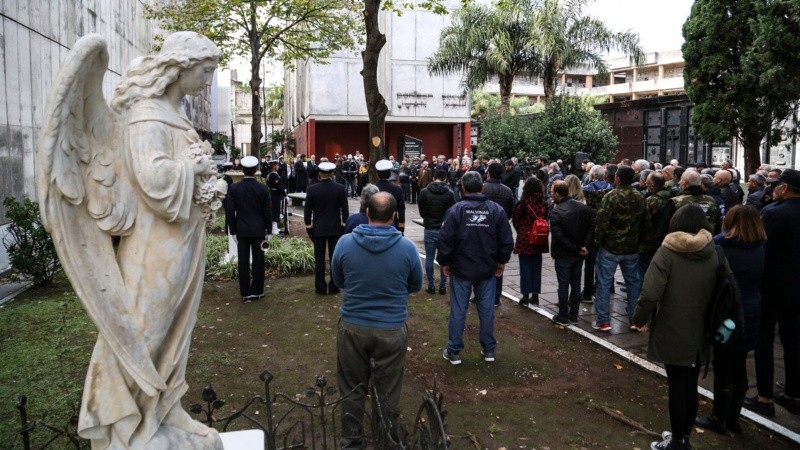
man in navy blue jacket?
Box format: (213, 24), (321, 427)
(438, 171), (514, 365)
(331, 192), (422, 447)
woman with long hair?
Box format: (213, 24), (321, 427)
(448, 158), (462, 201)
(564, 174), (586, 204)
(695, 205), (766, 434)
(512, 177), (549, 307)
(633, 205), (718, 450)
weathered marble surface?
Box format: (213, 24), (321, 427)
(37, 32), (226, 449)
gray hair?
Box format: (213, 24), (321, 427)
(591, 165), (606, 180)
(360, 184), (380, 210)
(634, 159), (650, 171)
(700, 174), (714, 188)
(682, 170), (701, 187)
(461, 171), (484, 193)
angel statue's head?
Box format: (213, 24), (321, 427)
(111, 32), (222, 112)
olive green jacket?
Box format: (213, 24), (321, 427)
(633, 229), (717, 367)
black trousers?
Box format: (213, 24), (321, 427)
(313, 235), (340, 294)
(755, 302), (800, 398)
(582, 241), (598, 298)
(410, 182), (420, 203)
(664, 362), (701, 439)
(711, 348), (749, 422)
(237, 236), (265, 298)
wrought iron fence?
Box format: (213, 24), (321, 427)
(8, 368), (447, 450)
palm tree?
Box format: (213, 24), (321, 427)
(428, 0), (541, 114)
(532, 0), (645, 102)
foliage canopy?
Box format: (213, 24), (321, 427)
(683, 0), (800, 173)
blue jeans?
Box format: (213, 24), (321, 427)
(447, 275), (496, 354)
(554, 256), (582, 320)
(594, 247), (641, 324)
(423, 228), (446, 290)
(518, 253), (542, 294)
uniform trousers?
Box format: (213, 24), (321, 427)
(237, 236), (265, 298)
(313, 235), (340, 294)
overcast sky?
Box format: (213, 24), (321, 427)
(587, 0), (696, 54)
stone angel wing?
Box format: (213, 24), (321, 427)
(37, 34), (166, 396)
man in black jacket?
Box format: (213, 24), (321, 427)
(226, 156), (272, 301)
(549, 180), (593, 325)
(418, 170), (455, 295)
(305, 162), (349, 295)
(501, 159), (521, 203)
(483, 162), (514, 306)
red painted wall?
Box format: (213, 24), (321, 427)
(308, 120), (472, 162)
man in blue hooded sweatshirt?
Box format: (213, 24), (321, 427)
(331, 192), (422, 447)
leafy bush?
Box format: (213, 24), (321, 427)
(265, 236), (314, 274)
(204, 234), (313, 279)
(530, 96), (618, 165)
(2, 197), (61, 286)
(205, 234), (238, 280)
(477, 114), (537, 162)
(208, 213), (226, 233)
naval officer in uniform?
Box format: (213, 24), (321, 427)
(305, 161), (349, 295)
(374, 159), (406, 234)
(226, 155), (272, 301)
(266, 160), (286, 235)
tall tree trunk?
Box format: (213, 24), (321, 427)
(362, 0), (388, 182)
(543, 63), (557, 103)
(249, 2), (263, 157)
(741, 131), (763, 176)
(498, 74), (513, 115)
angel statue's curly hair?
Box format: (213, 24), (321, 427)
(111, 32), (222, 112)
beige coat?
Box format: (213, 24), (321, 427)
(633, 229), (717, 367)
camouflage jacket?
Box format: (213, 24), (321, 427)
(594, 185), (650, 254)
(671, 190), (720, 233)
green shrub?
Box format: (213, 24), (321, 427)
(205, 234), (238, 280)
(204, 234), (313, 279)
(208, 212), (226, 233)
(265, 236), (314, 274)
(2, 197), (61, 286)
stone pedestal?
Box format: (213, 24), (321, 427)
(220, 430), (264, 449)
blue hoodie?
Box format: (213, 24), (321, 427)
(332, 224), (423, 328)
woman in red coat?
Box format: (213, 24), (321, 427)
(512, 177), (549, 306)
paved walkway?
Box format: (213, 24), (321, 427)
(323, 196), (800, 441)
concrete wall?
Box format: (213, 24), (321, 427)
(0, 0), (158, 272)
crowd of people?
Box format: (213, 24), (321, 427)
(227, 150), (797, 449)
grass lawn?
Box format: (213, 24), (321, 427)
(1, 273), (795, 449)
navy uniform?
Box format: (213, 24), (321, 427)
(266, 160), (286, 234)
(277, 157), (288, 189)
(305, 162), (349, 295)
(226, 156), (272, 300)
(374, 159), (406, 234)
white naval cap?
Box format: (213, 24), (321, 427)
(318, 162), (337, 173)
(375, 159), (393, 171)
(241, 156), (259, 168)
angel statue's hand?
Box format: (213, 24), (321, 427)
(193, 156), (216, 175)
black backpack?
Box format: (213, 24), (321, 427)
(702, 245), (744, 377)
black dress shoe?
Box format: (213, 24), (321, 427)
(315, 290), (328, 296)
(694, 415), (726, 434)
(530, 294), (539, 306)
(329, 288), (340, 295)
(726, 417), (742, 434)
(774, 392), (800, 414)
(743, 396), (776, 417)
(438, 287), (447, 295)
(426, 287), (436, 295)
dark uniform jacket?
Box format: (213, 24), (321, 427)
(375, 179), (406, 232)
(761, 197), (800, 305)
(549, 198), (593, 259)
(295, 159), (308, 188)
(226, 178), (272, 237)
(304, 179), (349, 237)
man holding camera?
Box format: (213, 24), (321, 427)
(226, 156), (272, 301)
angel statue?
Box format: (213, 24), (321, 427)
(37, 32), (227, 449)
